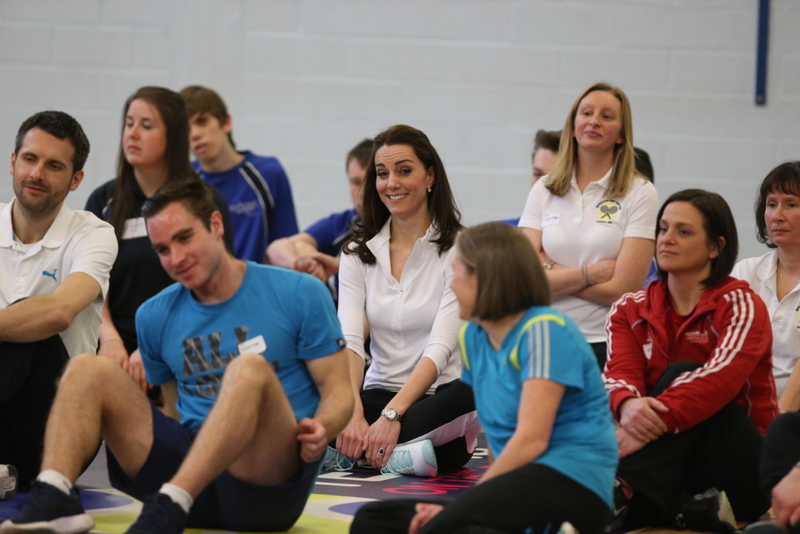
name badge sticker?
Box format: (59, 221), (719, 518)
(542, 213), (560, 227)
(122, 217), (148, 240)
(238, 335), (267, 355)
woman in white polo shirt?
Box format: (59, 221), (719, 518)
(732, 161), (800, 413)
(519, 82), (659, 368)
(328, 125), (479, 478)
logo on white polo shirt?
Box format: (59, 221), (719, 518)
(596, 200), (621, 224)
(42, 269), (57, 282)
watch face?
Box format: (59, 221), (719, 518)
(385, 409), (397, 419)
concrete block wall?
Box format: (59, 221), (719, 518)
(1, 0), (798, 258)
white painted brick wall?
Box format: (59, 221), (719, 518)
(1, 0), (799, 260)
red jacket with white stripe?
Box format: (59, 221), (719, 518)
(604, 277), (778, 435)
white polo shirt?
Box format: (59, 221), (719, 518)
(732, 250), (800, 397)
(338, 219), (463, 393)
(519, 170), (659, 343)
(0, 200), (117, 357)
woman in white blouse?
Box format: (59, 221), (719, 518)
(519, 82), (659, 368)
(328, 125), (479, 477)
(732, 161), (800, 413)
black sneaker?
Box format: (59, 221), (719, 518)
(674, 487), (736, 534)
(0, 481), (94, 534)
(606, 477), (630, 531)
(0, 465), (17, 500)
(125, 492), (188, 534)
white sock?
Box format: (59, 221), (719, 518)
(159, 483), (193, 514)
(37, 470), (73, 496)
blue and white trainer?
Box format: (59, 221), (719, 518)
(322, 446), (356, 471)
(0, 481), (94, 534)
(381, 439), (438, 477)
(125, 492), (188, 534)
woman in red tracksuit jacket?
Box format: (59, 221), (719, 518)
(605, 189), (778, 532)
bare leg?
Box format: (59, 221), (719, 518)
(170, 352), (300, 497)
(40, 354), (154, 482)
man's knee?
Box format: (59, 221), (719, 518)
(222, 352), (277, 387)
(652, 361), (702, 396)
(60, 353), (125, 386)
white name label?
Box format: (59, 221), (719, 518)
(542, 213), (560, 227)
(122, 217), (148, 240)
(238, 335), (267, 355)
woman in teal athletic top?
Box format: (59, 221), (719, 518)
(351, 222), (617, 534)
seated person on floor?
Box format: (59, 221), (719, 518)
(0, 179), (353, 534)
(732, 161), (800, 413)
(181, 84), (299, 262)
(605, 189), (777, 532)
(352, 222), (617, 534)
(328, 125), (480, 478)
(754, 412), (800, 534)
(267, 138), (371, 292)
(0, 111), (116, 498)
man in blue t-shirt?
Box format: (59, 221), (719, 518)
(1, 181), (353, 534)
(267, 138), (371, 288)
(180, 85), (299, 263)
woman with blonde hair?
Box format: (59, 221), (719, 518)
(519, 82), (659, 368)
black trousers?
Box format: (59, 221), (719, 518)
(350, 463), (610, 534)
(0, 335), (69, 489)
(760, 412), (800, 534)
(618, 361), (769, 527)
(359, 380), (477, 472)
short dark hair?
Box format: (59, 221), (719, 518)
(15, 111), (90, 173)
(533, 129), (561, 156)
(655, 189), (738, 287)
(142, 178), (218, 234)
(634, 147), (654, 183)
(755, 161), (800, 248)
(458, 223), (550, 321)
(347, 138), (373, 170)
(345, 125), (463, 264)
(180, 85), (235, 148)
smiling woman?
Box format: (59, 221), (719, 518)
(84, 86), (234, 398)
(518, 82), (659, 369)
(330, 125), (479, 479)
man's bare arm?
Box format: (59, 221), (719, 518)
(0, 272), (101, 343)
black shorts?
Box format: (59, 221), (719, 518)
(107, 405), (321, 532)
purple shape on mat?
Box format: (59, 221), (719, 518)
(329, 500), (373, 516)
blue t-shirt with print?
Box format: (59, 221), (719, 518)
(136, 262), (344, 432)
(460, 306), (618, 508)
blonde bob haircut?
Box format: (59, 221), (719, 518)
(457, 223), (550, 322)
(545, 82), (637, 199)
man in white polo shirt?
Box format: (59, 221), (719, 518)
(0, 111), (117, 497)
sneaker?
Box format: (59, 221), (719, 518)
(0, 465), (17, 500)
(674, 487), (736, 534)
(606, 477), (631, 531)
(322, 446), (356, 471)
(558, 522), (579, 534)
(125, 492), (188, 534)
(743, 521), (787, 534)
(0, 481), (94, 534)
(380, 440), (437, 477)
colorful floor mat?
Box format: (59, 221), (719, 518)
(0, 446), (491, 533)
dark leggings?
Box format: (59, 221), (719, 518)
(0, 335), (69, 489)
(760, 412), (800, 534)
(351, 463), (610, 534)
(359, 380), (477, 472)
(618, 361), (769, 527)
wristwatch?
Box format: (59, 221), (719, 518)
(542, 260), (556, 270)
(381, 408), (403, 422)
